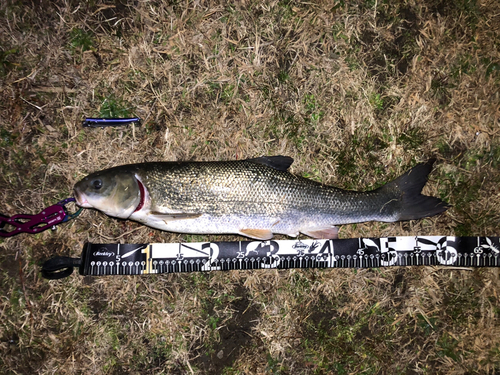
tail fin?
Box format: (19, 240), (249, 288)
(382, 159), (449, 221)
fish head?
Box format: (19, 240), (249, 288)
(74, 169), (141, 219)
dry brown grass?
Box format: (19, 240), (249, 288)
(1, 0), (500, 374)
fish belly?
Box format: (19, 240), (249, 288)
(130, 208), (385, 238)
(131, 211), (300, 236)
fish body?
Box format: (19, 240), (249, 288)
(74, 156), (448, 239)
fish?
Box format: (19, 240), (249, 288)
(73, 156), (449, 240)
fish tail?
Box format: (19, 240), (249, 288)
(380, 159), (449, 221)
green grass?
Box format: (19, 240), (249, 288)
(300, 300), (394, 374)
(98, 94), (134, 118)
(0, 46), (17, 76)
(69, 28), (94, 54)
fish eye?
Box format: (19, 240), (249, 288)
(92, 179), (103, 190)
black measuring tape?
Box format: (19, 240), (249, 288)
(41, 236), (500, 279)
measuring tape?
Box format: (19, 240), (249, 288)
(41, 236), (500, 279)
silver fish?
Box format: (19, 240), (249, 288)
(73, 156), (448, 239)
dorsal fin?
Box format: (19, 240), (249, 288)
(247, 156), (294, 171)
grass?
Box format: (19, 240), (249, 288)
(0, 46), (17, 76)
(97, 94), (134, 118)
(1, 0), (500, 374)
(69, 28), (94, 55)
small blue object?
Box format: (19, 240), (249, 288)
(82, 118), (141, 128)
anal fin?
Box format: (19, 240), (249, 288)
(301, 226), (339, 239)
(239, 228), (274, 240)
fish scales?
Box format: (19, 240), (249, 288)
(74, 157), (448, 239)
(137, 161), (385, 220)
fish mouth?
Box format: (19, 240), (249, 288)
(74, 189), (93, 208)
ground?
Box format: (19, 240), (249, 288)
(1, 0), (500, 374)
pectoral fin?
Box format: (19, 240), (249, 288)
(301, 226), (339, 239)
(239, 228), (274, 240)
(149, 211), (202, 223)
